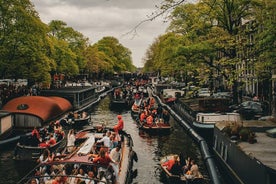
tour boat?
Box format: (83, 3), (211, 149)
(136, 118), (171, 134)
(18, 125), (138, 184)
(14, 127), (66, 161)
(160, 154), (205, 184)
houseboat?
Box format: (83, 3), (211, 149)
(213, 120), (276, 184)
(2, 96), (72, 129)
(0, 111), (13, 140)
(40, 86), (101, 110)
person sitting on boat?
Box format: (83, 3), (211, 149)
(185, 159), (201, 179)
(146, 112), (154, 126)
(76, 168), (88, 183)
(183, 156), (192, 174)
(98, 170), (107, 184)
(31, 127), (41, 146)
(85, 170), (96, 184)
(149, 97), (155, 108)
(51, 176), (62, 184)
(37, 148), (52, 164)
(170, 157), (183, 176)
(189, 159), (200, 178)
(157, 104), (163, 119)
(48, 121), (55, 133)
(54, 122), (64, 141)
(163, 110), (170, 124)
(91, 149), (114, 167)
(81, 111), (88, 119)
(96, 131), (112, 151)
(139, 110), (146, 124)
(113, 115), (124, 133)
(47, 133), (57, 146)
(151, 108), (157, 120)
(162, 155), (179, 171)
(54, 121), (62, 133)
(109, 145), (121, 163)
(109, 132), (119, 150)
(39, 127), (49, 142)
(29, 178), (38, 184)
(67, 129), (76, 153)
(37, 149), (54, 174)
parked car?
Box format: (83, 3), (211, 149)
(197, 88), (211, 97)
(212, 91), (232, 99)
(229, 101), (267, 120)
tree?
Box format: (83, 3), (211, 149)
(159, 0), (258, 103)
(48, 20), (89, 77)
(254, 0), (276, 74)
(84, 45), (113, 79)
(0, 0), (52, 83)
(95, 36), (135, 73)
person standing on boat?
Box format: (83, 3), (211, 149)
(67, 129), (76, 153)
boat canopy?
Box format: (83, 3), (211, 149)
(2, 96), (72, 122)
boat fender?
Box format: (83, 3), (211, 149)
(131, 150), (138, 162)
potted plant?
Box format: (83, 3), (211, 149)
(248, 132), (257, 144)
(239, 127), (250, 141)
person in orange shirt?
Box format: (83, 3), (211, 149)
(146, 113), (154, 125)
(149, 97), (155, 107)
(113, 115), (124, 133)
(139, 111), (146, 123)
(47, 134), (56, 146)
(162, 155), (179, 171)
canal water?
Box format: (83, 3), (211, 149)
(0, 95), (210, 184)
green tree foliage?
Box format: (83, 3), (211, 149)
(48, 20), (89, 77)
(145, 0), (262, 103)
(84, 45), (113, 79)
(253, 0), (276, 75)
(0, 0), (52, 82)
(94, 36), (135, 73)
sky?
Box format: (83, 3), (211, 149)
(30, 0), (170, 68)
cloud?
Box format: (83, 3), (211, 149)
(31, 0), (169, 67)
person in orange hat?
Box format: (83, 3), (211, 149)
(114, 114), (124, 133)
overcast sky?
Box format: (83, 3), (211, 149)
(30, 0), (170, 68)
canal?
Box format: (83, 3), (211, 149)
(0, 95), (210, 184)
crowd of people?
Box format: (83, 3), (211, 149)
(29, 114), (125, 184)
(162, 153), (202, 180)
(0, 83), (39, 108)
(138, 97), (170, 126)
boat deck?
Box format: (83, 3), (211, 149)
(238, 132), (276, 170)
(216, 120), (276, 170)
